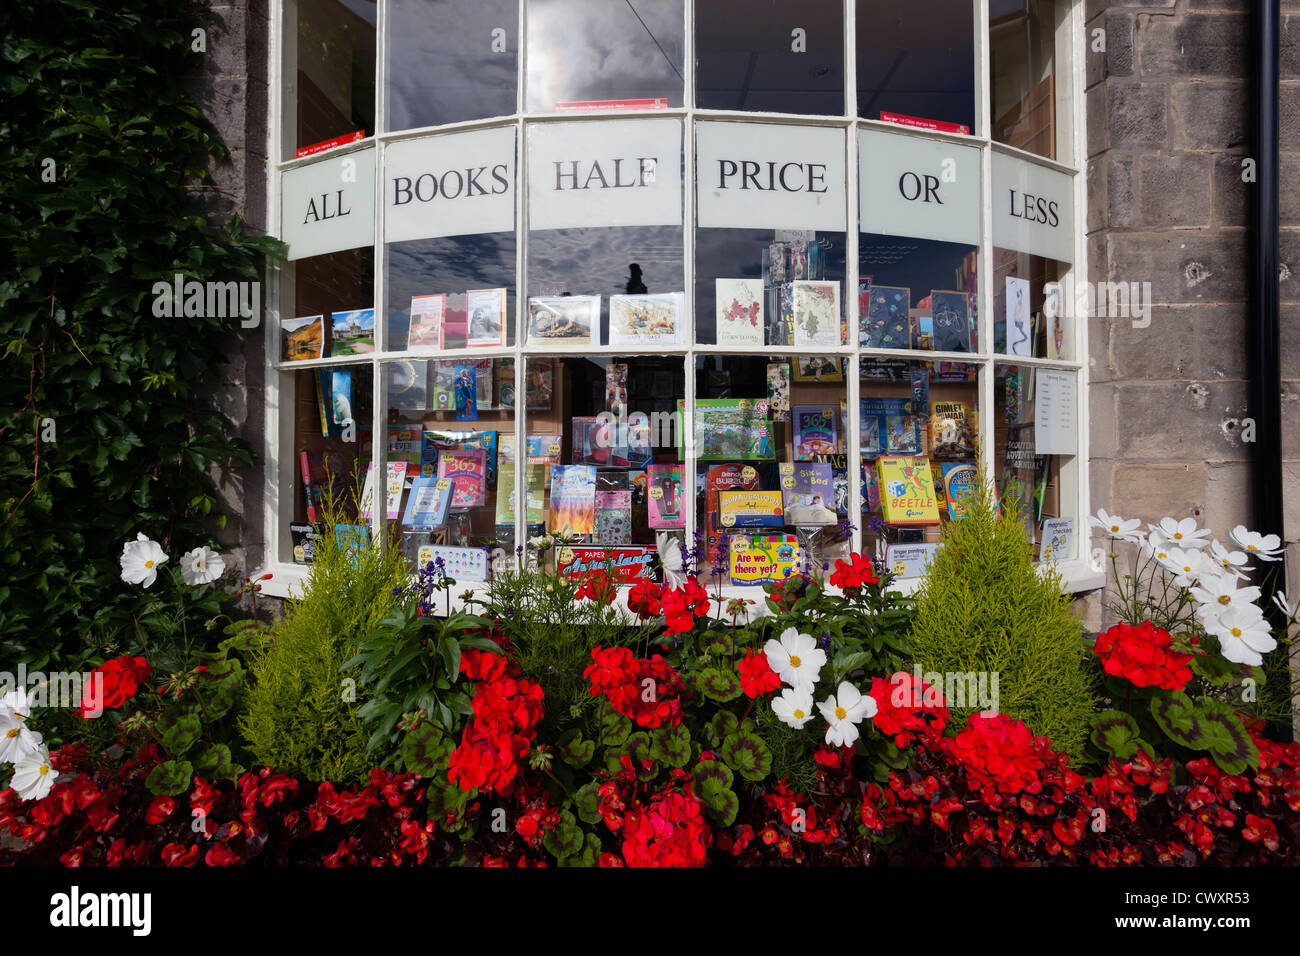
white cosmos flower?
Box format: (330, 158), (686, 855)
(1203, 604), (1276, 666)
(179, 546), (225, 586)
(818, 682), (877, 748)
(1274, 591), (1295, 620)
(771, 686), (816, 730)
(0, 687), (32, 722)
(1209, 540), (1253, 579)
(1158, 547), (1213, 588)
(764, 628), (827, 690)
(120, 533), (168, 588)
(1150, 517), (1212, 550)
(1089, 509), (1143, 542)
(1229, 525), (1284, 562)
(10, 745), (58, 802)
(0, 716), (43, 764)
(1191, 574), (1262, 624)
(1142, 532), (1174, 564)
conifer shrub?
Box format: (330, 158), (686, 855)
(238, 519), (409, 785)
(909, 472), (1098, 763)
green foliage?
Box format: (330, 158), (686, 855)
(909, 472), (1097, 762)
(238, 522), (408, 785)
(0, 1), (285, 668)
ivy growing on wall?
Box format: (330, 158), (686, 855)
(0, 0), (284, 667)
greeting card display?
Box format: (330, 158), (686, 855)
(548, 465), (597, 535)
(792, 281), (841, 349)
(465, 287), (507, 347)
(793, 405), (839, 459)
(528, 295), (598, 345)
(281, 314), (324, 362)
(608, 293), (684, 347)
(930, 290), (972, 353)
(779, 462), (836, 526)
(766, 363), (791, 422)
(330, 308), (375, 357)
(596, 489), (633, 544)
(862, 285), (910, 349)
(646, 463), (684, 528)
(715, 279), (764, 347)
(436, 449), (486, 510)
(408, 294), (445, 349)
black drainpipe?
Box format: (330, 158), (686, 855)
(1249, 0), (1289, 739)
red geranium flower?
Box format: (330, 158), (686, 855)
(78, 655), (151, 718)
(627, 580), (663, 619)
(1093, 620), (1194, 690)
(737, 651), (780, 698)
(830, 552), (878, 591)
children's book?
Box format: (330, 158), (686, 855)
(793, 405), (839, 460)
(596, 489), (633, 544)
(437, 449), (487, 510)
(930, 401), (979, 458)
(876, 455), (941, 525)
(705, 463), (760, 565)
(572, 416), (631, 468)
(384, 461), (408, 520)
(453, 363), (477, 421)
(718, 490), (785, 529)
(730, 534), (801, 587)
(647, 464), (685, 528)
(679, 400), (775, 461)
(779, 462), (836, 526)
(861, 397), (921, 455)
(940, 462), (977, 519)
(548, 465), (597, 535)
(766, 362), (791, 422)
(387, 424), (423, 471)
(403, 475), (454, 529)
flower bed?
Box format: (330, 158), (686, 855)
(1, 505), (1297, 867)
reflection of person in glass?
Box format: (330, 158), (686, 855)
(626, 263), (647, 295)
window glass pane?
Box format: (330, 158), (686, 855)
(995, 362), (1078, 564)
(526, 0), (685, 112)
(386, 235), (517, 350)
(288, 0), (376, 159)
(520, 356), (685, 576)
(990, 0), (1065, 160)
(696, 230), (847, 346)
(385, 358), (518, 577)
(285, 362), (375, 564)
(385, 0), (519, 132)
(858, 358), (979, 576)
(695, 0), (844, 114)
(856, 0), (975, 133)
(693, 355), (851, 589)
(857, 240), (978, 352)
(992, 247), (1069, 359)
(279, 247), (376, 359)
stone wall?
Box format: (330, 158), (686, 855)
(1080, 0), (1300, 623)
(184, 0), (274, 606)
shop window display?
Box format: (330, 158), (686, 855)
(285, 0), (376, 160)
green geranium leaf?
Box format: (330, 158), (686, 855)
(1196, 698), (1260, 775)
(599, 709), (632, 748)
(651, 724), (692, 767)
(557, 729), (596, 767)
(699, 630), (735, 658)
(157, 704), (202, 756)
(401, 721), (452, 777)
(699, 667), (743, 702)
(1090, 709), (1144, 760)
(692, 759), (734, 792)
(1150, 691), (1207, 749)
(626, 731), (655, 764)
(574, 780), (602, 825)
(543, 809), (585, 860)
(557, 833), (602, 867)
(1190, 652), (1237, 687)
(145, 759), (194, 797)
(192, 744), (239, 782)
(426, 777), (472, 829)
(707, 711), (739, 748)
(699, 779), (738, 827)
(720, 730), (772, 781)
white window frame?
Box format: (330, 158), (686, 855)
(258, 0), (1100, 604)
